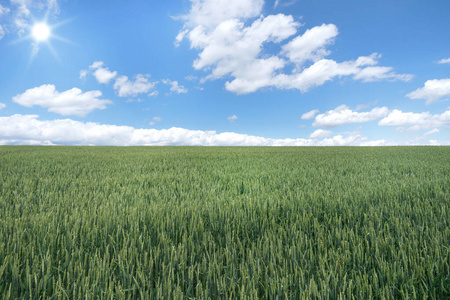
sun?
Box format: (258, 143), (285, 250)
(32, 23), (51, 42)
(10, 7), (73, 62)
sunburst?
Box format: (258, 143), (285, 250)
(11, 8), (73, 63)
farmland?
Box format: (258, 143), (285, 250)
(0, 146), (449, 299)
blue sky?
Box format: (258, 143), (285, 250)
(0, 0), (449, 145)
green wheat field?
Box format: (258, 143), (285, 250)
(0, 146), (449, 299)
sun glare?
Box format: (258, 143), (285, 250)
(32, 23), (51, 41)
(10, 9), (73, 62)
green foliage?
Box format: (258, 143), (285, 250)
(0, 146), (449, 299)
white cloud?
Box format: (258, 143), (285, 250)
(14, 17), (28, 35)
(85, 61), (159, 98)
(79, 70), (87, 80)
(191, 14), (299, 74)
(174, 29), (188, 47)
(424, 128), (439, 136)
(12, 84), (112, 117)
(282, 24), (338, 67)
(114, 74), (157, 97)
(301, 109), (319, 120)
(378, 109), (450, 130)
(162, 79), (188, 94)
(0, 103), (6, 110)
(89, 61), (103, 69)
(273, 0), (297, 8)
(223, 56), (286, 94)
(353, 66), (413, 82)
(356, 100), (378, 111)
(0, 114), (392, 146)
(9, 0), (31, 35)
(437, 58), (450, 64)
(270, 56), (399, 93)
(406, 79), (450, 104)
(312, 105), (389, 128)
(10, 0), (30, 17)
(273, 59), (357, 93)
(47, 0), (59, 14)
(185, 75), (198, 81)
(360, 139), (388, 146)
(0, 4), (11, 16)
(9, 0), (59, 36)
(180, 0), (264, 28)
(149, 116), (162, 126)
(89, 61), (117, 84)
(187, 13), (301, 94)
(148, 91), (159, 97)
(178, 1), (412, 95)
(0, 4), (10, 39)
(310, 129), (332, 138)
(228, 114), (238, 122)
(405, 128), (443, 145)
(10, 0), (59, 16)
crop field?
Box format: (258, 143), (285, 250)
(0, 146), (449, 299)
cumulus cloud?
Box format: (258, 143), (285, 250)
(378, 109), (450, 130)
(0, 114), (388, 146)
(12, 84), (112, 117)
(282, 24), (338, 67)
(162, 79), (188, 94)
(89, 61), (117, 84)
(269, 54), (411, 94)
(191, 14), (299, 74)
(186, 13), (299, 94)
(312, 105), (389, 128)
(177, 0), (412, 95)
(406, 79), (450, 104)
(0, 103), (6, 110)
(301, 109), (319, 120)
(228, 114), (238, 122)
(114, 74), (157, 97)
(84, 62), (159, 98)
(310, 129), (332, 139)
(437, 58), (450, 64)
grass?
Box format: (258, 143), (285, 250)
(0, 146), (449, 299)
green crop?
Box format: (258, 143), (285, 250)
(0, 146), (449, 299)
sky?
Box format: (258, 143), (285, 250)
(0, 0), (449, 146)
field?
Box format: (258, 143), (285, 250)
(0, 146), (449, 299)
